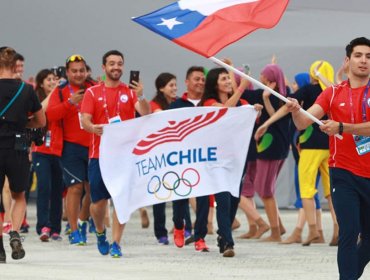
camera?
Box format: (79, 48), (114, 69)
(56, 66), (67, 79)
(30, 128), (46, 146)
(25, 128), (46, 146)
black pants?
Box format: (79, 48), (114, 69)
(330, 168), (370, 280)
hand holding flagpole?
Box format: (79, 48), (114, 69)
(209, 56), (343, 140)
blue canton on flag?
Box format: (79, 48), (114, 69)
(132, 3), (205, 40)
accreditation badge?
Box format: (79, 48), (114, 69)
(109, 115), (121, 124)
(353, 135), (370, 156)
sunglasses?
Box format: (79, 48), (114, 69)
(66, 54), (85, 64)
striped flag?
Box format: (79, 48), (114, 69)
(133, 0), (289, 57)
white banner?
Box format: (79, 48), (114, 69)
(100, 106), (257, 224)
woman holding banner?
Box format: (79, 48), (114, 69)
(200, 65), (262, 257)
(150, 72), (184, 245)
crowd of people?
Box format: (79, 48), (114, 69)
(0, 36), (369, 280)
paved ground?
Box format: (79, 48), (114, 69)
(1, 202), (358, 280)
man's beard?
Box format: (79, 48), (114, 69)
(107, 70), (122, 81)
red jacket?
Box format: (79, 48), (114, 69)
(46, 81), (94, 147)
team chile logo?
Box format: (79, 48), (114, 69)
(132, 108), (228, 155)
(133, 108), (227, 199)
(120, 94), (129, 103)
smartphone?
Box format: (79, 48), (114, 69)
(79, 85), (85, 94)
(129, 70), (140, 88)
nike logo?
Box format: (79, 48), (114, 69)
(339, 103), (345, 107)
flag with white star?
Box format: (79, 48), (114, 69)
(133, 0), (289, 57)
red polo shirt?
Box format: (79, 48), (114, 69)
(315, 80), (370, 178)
(81, 82), (138, 158)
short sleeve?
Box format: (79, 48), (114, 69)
(81, 88), (95, 115)
(27, 85), (42, 113)
(150, 101), (161, 112)
(315, 87), (333, 113)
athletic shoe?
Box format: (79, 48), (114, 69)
(88, 217), (96, 233)
(185, 230), (194, 245)
(223, 245), (235, 258)
(64, 223), (71, 235)
(194, 238), (209, 252)
(96, 230), (110, 255)
(9, 231), (25, 260)
(110, 242), (122, 258)
(173, 228), (185, 248)
(0, 250), (6, 263)
(158, 236), (169, 245)
(50, 233), (62, 241)
(69, 229), (84, 245)
(79, 221), (88, 243)
(40, 227), (50, 242)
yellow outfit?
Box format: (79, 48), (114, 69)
(298, 149), (330, 199)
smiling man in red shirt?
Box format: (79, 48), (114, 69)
(287, 37), (370, 280)
(81, 50), (150, 258)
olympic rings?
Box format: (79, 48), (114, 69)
(181, 168), (200, 187)
(162, 171), (180, 190)
(154, 187), (172, 201)
(173, 178), (192, 197)
(147, 175), (160, 194)
(146, 169), (201, 199)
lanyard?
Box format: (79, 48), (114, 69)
(348, 80), (370, 123)
(102, 84), (122, 122)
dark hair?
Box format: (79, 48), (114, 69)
(152, 72), (177, 110)
(345, 37), (370, 57)
(0, 46), (9, 52)
(0, 47), (17, 69)
(102, 50), (124, 65)
(35, 69), (54, 102)
(200, 67), (228, 106)
(14, 52), (24, 62)
(186, 66), (204, 79)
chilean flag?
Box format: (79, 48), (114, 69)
(132, 0), (289, 57)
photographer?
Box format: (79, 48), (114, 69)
(0, 47), (45, 263)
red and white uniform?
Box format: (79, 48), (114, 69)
(46, 83), (92, 147)
(315, 80), (370, 178)
(81, 82), (138, 158)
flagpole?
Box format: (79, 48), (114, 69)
(209, 56), (343, 140)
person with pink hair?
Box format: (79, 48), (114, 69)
(241, 64), (290, 242)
